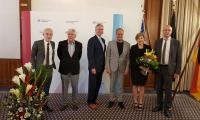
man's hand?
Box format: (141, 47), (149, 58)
(106, 68), (111, 75)
(91, 68), (96, 75)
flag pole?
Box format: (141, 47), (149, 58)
(142, 8), (151, 47)
(172, 29), (200, 101)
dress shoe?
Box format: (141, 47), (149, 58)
(118, 102), (125, 109)
(95, 100), (101, 105)
(72, 105), (78, 111)
(133, 102), (138, 108)
(43, 105), (53, 112)
(152, 106), (162, 112)
(136, 104), (144, 111)
(107, 101), (114, 108)
(164, 109), (172, 118)
(59, 105), (67, 111)
(88, 104), (97, 110)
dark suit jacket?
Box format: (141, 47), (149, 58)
(57, 40), (82, 75)
(87, 35), (106, 73)
(154, 38), (181, 75)
(31, 40), (56, 69)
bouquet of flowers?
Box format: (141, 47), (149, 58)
(6, 62), (50, 120)
(136, 49), (159, 76)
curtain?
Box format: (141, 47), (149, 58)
(160, 0), (171, 37)
(161, 0), (200, 91)
(176, 0), (200, 91)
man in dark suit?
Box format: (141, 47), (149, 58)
(31, 28), (56, 112)
(57, 28), (82, 111)
(152, 25), (182, 118)
(87, 23), (106, 110)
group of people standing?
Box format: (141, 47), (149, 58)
(31, 24), (181, 118)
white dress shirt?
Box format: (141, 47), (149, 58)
(161, 37), (171, 65)
(68, 41), (75, 57)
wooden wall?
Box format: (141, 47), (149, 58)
(145, 0), (163, 88)
(20, 0), (31, 11)
(0, 59), (21, 87)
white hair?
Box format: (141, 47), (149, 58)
(66, 28), (76, 34)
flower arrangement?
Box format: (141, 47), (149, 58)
(6, 62), (50, 120)
(136, 49), (159, 76)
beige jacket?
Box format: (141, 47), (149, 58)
(105, 40), (130, 72)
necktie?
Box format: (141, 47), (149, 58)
(99, 37), (104, 50)
(161, 40), (166, 64)
(46, 43), (49, 66)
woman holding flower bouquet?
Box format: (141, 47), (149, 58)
(130, 33), (151, 110)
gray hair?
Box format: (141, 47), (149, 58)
(43, 27), (53, 33)
(95, 23), (103, 29)
(66, 28), (77, 34)
(116, 28), (124, 33)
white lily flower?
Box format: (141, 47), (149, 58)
(24, 62), (32, 72)
(26, 84), (33, 94)
(12, 76), (20, 86)
(16, 67), (24, 75)
(19, 74), (26, 83)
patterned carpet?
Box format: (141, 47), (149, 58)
(0, 92), (200, 120)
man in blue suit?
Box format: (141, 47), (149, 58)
(87, 23), (106, 110)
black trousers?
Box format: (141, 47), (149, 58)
(44, 66), (53, 96)
(155, 65), (173, 110)
(87, 71), (103, 104)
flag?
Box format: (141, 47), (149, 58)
(140, 19), (145, 33)
(140, 18), (151, 46)
(190, 41), (200, 101)
(170, 10), (176, 39)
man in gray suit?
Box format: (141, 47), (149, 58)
(106, 28), (130, 109)
(31, 28), (56, 112)
(152, 25), (181, 118)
